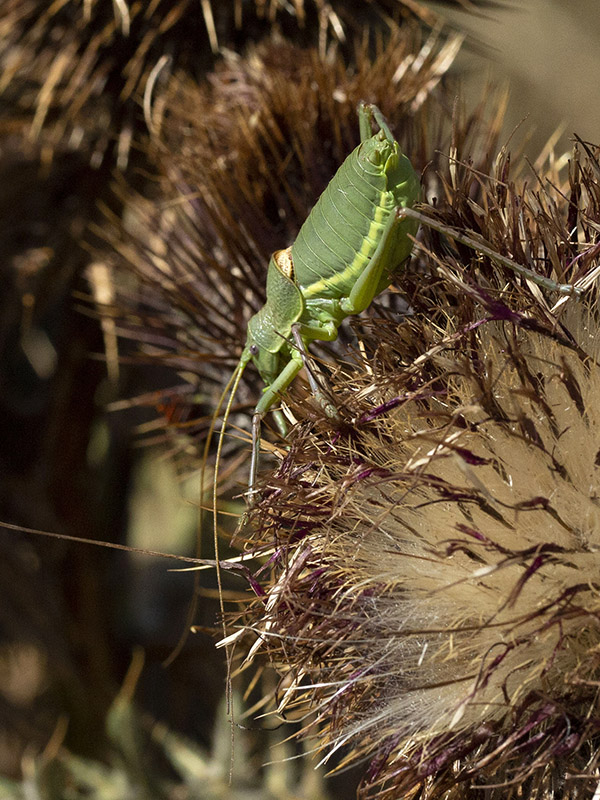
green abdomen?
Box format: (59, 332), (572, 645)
(291, 142), (418, 300)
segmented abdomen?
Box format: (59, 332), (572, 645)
(291, 144), (391, 296)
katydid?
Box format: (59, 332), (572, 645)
(207, 101), (421, 520)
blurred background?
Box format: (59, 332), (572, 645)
(0, 0), (598, 797)
(440, 0), (600, 156)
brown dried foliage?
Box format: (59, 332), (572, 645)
(0, 0), (483, 164)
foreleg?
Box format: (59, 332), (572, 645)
(249, 350), (304, 497)
(291, 324), (339, 420)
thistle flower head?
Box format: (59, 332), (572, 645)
(239, 135), (600, 797)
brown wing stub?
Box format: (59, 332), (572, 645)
(275, 246), (295, 280)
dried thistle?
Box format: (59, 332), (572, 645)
(234, 136), (600, 798)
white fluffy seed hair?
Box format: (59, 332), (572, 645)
(243, 300), (600, 798)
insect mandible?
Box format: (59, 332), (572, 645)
(206, 101), (420, 518)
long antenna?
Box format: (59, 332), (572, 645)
(213, 362), (247, 666)
(165, 355), (248, 667)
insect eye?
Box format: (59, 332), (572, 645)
(249, 344), (259, 355)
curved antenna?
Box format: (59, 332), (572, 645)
(165, 352), (250, 668)
(212, 360), (248, 638)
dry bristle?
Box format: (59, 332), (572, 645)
(0, 0), (193, 163)
(0, 0), (481, 164)
(237, 135), (600, 797)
